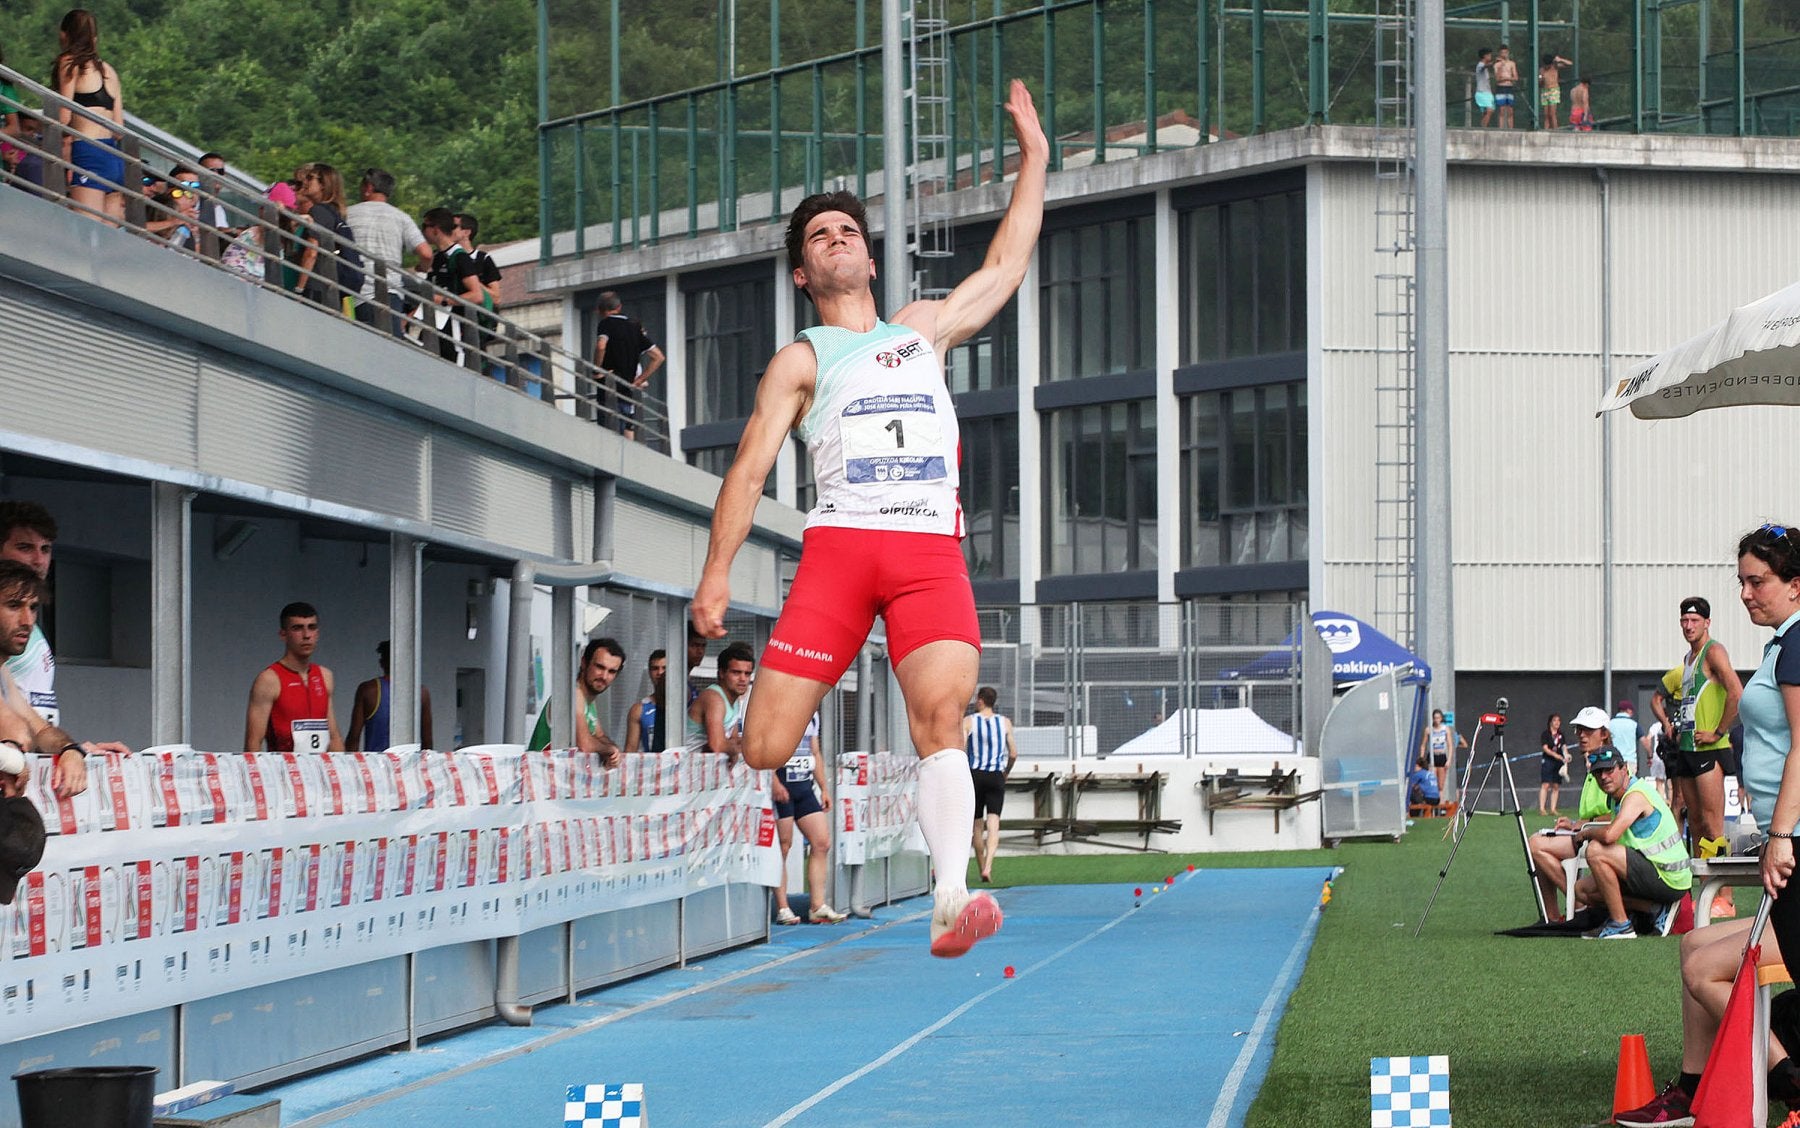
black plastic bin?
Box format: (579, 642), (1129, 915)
(13, 1066), (158, 1128)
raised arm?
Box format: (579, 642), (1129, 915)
(899, 79), (1049, 355)
(691, 341), (816, 637)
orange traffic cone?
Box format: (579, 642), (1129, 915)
(1613, 1034), (1656, 1119)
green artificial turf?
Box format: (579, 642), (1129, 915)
(973, 818), (1764, 1126)
(1243, 813), (1757, 1128)
(970, 847), (1341, 888)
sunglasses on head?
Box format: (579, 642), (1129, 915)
(1762, 523), (1794, 542)
(1586, 755), (1620, 771)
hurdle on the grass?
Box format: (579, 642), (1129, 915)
(565, 1082), (648, 1128)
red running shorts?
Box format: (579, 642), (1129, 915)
(759, 527), (980, 685)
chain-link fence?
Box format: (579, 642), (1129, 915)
(974, 598), (1308, 760)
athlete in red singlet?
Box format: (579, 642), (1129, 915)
(691, 80), (1047, 959)
(243, 601), (344, 752)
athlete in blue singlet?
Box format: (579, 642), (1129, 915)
(347, 641), (435, 752)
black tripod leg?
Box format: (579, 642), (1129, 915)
(1414, 736), (1506, 937)
(1494, 740), (1550, 921)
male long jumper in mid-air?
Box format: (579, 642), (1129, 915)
(691, 79), (1048, 958)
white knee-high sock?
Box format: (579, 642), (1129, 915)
(916, 748), (975, 899)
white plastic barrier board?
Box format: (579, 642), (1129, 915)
(834, 751), (921, 866)
(1, 746), (804, 1042)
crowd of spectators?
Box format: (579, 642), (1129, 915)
(1, 10), (512, 375)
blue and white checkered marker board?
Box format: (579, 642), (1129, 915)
(1371, 1056), (1450, 1127)
(565, 1082), (648, 1128)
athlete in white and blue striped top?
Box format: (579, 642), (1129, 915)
(963, 686), (1016, 883)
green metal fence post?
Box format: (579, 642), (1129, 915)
(1093, 0), (1106, 164)
(1197, 0), (1210, 143)
(1143, 0), (1158, 153)
(631, 127), (641, 247)
(1632, 0), (1644, 131)
(610, 115), (622, 249)
(726, 84), (739, 229)
(1528, 0), (1540, 129)
(686, 93), (699, 237)
(574, 123), (587, 257)
(1045, 6), (1060, 169)
(772, 0), (783, 217)
(992, 10), (1005, 182)
(1252, 0), (1265, 134)
(649, 102), (661, 242)
(812, 62), (825, 195)
(857, 0), (869, 197)
(1733, 0), (1746, 136)
(536, 0), (551, 262)
(1307, 0), (1326, 124)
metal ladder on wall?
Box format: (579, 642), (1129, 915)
(1371, 0), (1418, 649)
(907, 0), (955, 302)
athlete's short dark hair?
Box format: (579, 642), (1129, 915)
(649, 648), (667, 664)
(785, 191), (872, 285)
(0, 560), (45, 603)
(977, 686), (998, 709)
(279, 601), (318, 627)
(582, 637), (626, 669)
(0, 501), (57, 544)
(719, 642), (756, 671)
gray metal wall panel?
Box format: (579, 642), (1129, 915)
(729, 541), (779, 610)
(430, 433), (572, 558)
(1610, 173), (1800, 358)
(0, 1010), (177, 1128)
(0, 288), (200, 470)
(181, 958), (410, 1088)
(196, 364), (429, 522)
(614, 497), (705, 583)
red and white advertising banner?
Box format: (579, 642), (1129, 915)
(0, 746), (879, 1041)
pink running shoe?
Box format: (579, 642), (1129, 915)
(1613, 1079), (1693, 1127)
(929, 890), (1003, 958)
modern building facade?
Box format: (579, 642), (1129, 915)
(526, 120), (1800, 723)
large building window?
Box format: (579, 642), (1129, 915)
(684, 270), (774, 425)
(1181, 382), (1306, 567)
(1043, 401), (1157, 575)
(1180, 189), (1305, 364)
(960, 415), (1019, 581)
(916, 229), (1016, 393)
(1040, 214), (1155, 382)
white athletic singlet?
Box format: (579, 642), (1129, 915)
(684, 684), (746, 754)
(4, 624), (56, 727)
(797, 320), (961, 536)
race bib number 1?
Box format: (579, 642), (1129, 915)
(841, 394), (946, 485)
(291, 719), (329, 754)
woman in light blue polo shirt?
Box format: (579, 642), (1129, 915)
(1616, 523), (1800, 1127)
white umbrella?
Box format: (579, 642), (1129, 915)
(1598, 278), (1800, 418)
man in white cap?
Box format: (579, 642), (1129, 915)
(1526, 705), (1644, 922)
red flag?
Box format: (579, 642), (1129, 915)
(1691, 938), (1761, 1127)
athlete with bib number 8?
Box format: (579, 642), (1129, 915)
(691, 79), (1047, 959)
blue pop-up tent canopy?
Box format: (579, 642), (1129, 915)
(1223, 610), (1430, 686)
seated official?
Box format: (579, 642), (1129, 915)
(1528, 705), (1629, 920)
(1564, 745), (1690, 939)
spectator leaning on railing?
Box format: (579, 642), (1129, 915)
(422, 206), (484, 366)
(52, 8), (125, 225)
(346, 168), (432, 337)
(292, 162), (365, 316)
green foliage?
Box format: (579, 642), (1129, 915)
(2, 0), (540, 241)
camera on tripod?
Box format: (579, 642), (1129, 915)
(1480, 696), (1509, 733)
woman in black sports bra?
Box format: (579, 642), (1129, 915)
(53, 8), (125, 224)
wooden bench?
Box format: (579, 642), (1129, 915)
(1198, 765), (1322, 836)
(997, 770), (1064, 845)
(996, 769), (1183, 851)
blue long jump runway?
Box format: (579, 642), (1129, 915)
(269, 867), (1330, 1127)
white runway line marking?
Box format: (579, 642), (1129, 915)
(1203, 906), (1321, 1128)
(763, 890), (1151, 1128)
(287, 909), (930, 1128)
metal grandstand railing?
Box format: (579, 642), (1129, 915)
(0, 62), (670, 448)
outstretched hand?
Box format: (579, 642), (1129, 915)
(1004, 79), (1049, 167)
